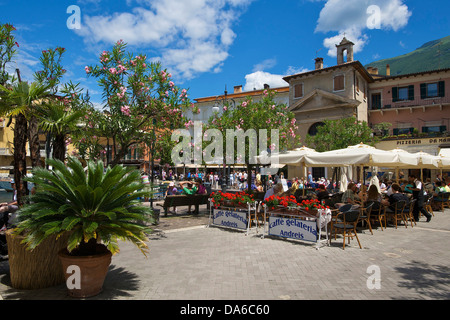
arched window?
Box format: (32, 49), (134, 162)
(308, 122), (325, 136)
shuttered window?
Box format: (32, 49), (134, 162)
(393, 85), (414, 102)
(420, 81), (445, 99)
(294, 83), (303, 99)
(334, 75), (345, 91)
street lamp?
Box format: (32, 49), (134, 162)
(148, 118), (157, 210)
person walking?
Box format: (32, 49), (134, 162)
(408, 174), (432, 222)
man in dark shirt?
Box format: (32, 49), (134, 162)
(386, 183), (409, 212)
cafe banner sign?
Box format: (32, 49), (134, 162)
(213, 208), (248, 231)
(268, 216), (317, 242)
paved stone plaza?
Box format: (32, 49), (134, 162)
(1, 206), (449, 301)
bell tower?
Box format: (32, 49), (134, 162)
(336, 37), (354, 65)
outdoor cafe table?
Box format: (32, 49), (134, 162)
(262, 206), (332, 249)
(208, 201), (259, 236)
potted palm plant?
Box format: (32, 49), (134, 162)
(14, 157), (153, 298)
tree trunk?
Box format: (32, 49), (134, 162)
(109, 145), (129, 167)
(52, 134), (66, 162)
(27, 115), (43, 168)
(14, 113), (28, 206)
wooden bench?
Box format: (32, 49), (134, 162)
(158, 194), (210, 216)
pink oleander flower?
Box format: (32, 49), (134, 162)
(85, 66), (91, 74)
(121, 105), (131, 116)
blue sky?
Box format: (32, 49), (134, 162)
(1, 0), (449, 107)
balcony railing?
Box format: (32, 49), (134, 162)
(370, 95), (450, 110)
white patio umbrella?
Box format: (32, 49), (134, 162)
(369, 169), (381, 193)
(339, 166), (350, 192)
(436, 149), (450, 169)
(303, 143), (419, 168)
(255, 146), (318, 166)
(389, 148), (441, 181)
(255, 146), (318, 179)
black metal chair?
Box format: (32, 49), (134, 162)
(329, 210), (362, 250)
(386, 200), (407, 229)
(404, 199), (417, 227)
(367, 200), (387, 231)
(358, 201), (374, 234)
(433, 192), (450, 211)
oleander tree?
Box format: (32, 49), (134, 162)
(79, 40), (191, 167)
(27, 47), (68, 168)
(204, 89), (301, 192)
(0, 22), (18, 86)
(305, 117), (377, 152)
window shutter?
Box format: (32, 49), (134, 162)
(438, 81), (445, 97)
(294, 84), (303, 98)
(334, 75), (344, 91)
(420, 83), (427, 99)
(392, 87), (398, 102)
(408, 85), (414, 100)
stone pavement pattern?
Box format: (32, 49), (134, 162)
(1, 205), (449, 300)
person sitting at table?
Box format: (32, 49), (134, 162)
(339, 182), (361, 208)
(433, 180), (446, 195)
(403, 181), (414, 194)
(264, 182), (284, 201)
(358, 184), (368, 204)
(366, 184), (383, 203)
(316, 184), (330, 202)
(255, 180), (264, 192)
(385, 183), (409, 213)
(431, 181), (448, 211)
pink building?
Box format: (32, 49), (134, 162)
(369, 68), (450, 134)
(368, 67), (450, 155)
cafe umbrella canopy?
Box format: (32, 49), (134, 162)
(255, 146), (318, 166)
(301, 143), (420, 191)
(303, 143), (419, 168)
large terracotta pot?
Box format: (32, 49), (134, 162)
(5, 229), (69, 290)
(58, 245), (112, 298)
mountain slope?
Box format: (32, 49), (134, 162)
(365, 35), (450, 76)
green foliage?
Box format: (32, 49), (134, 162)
(204, 89), (301, 164)
(34, 47), (67, 94)
(0, 22), (18, 85)
(79, 40), (191, 166)
(15, 157), (153, 256)
(305, 117), (377, 152)
(0, 81), (51, 117)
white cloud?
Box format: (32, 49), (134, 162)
(243, 66), (310, 91)
(315, 0), (411, 57)
(252, 58), (277, 72)
(75, 0), (254, 80)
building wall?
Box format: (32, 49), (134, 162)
(288, 64), (370, 142)
(369, 72), (450, 111)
